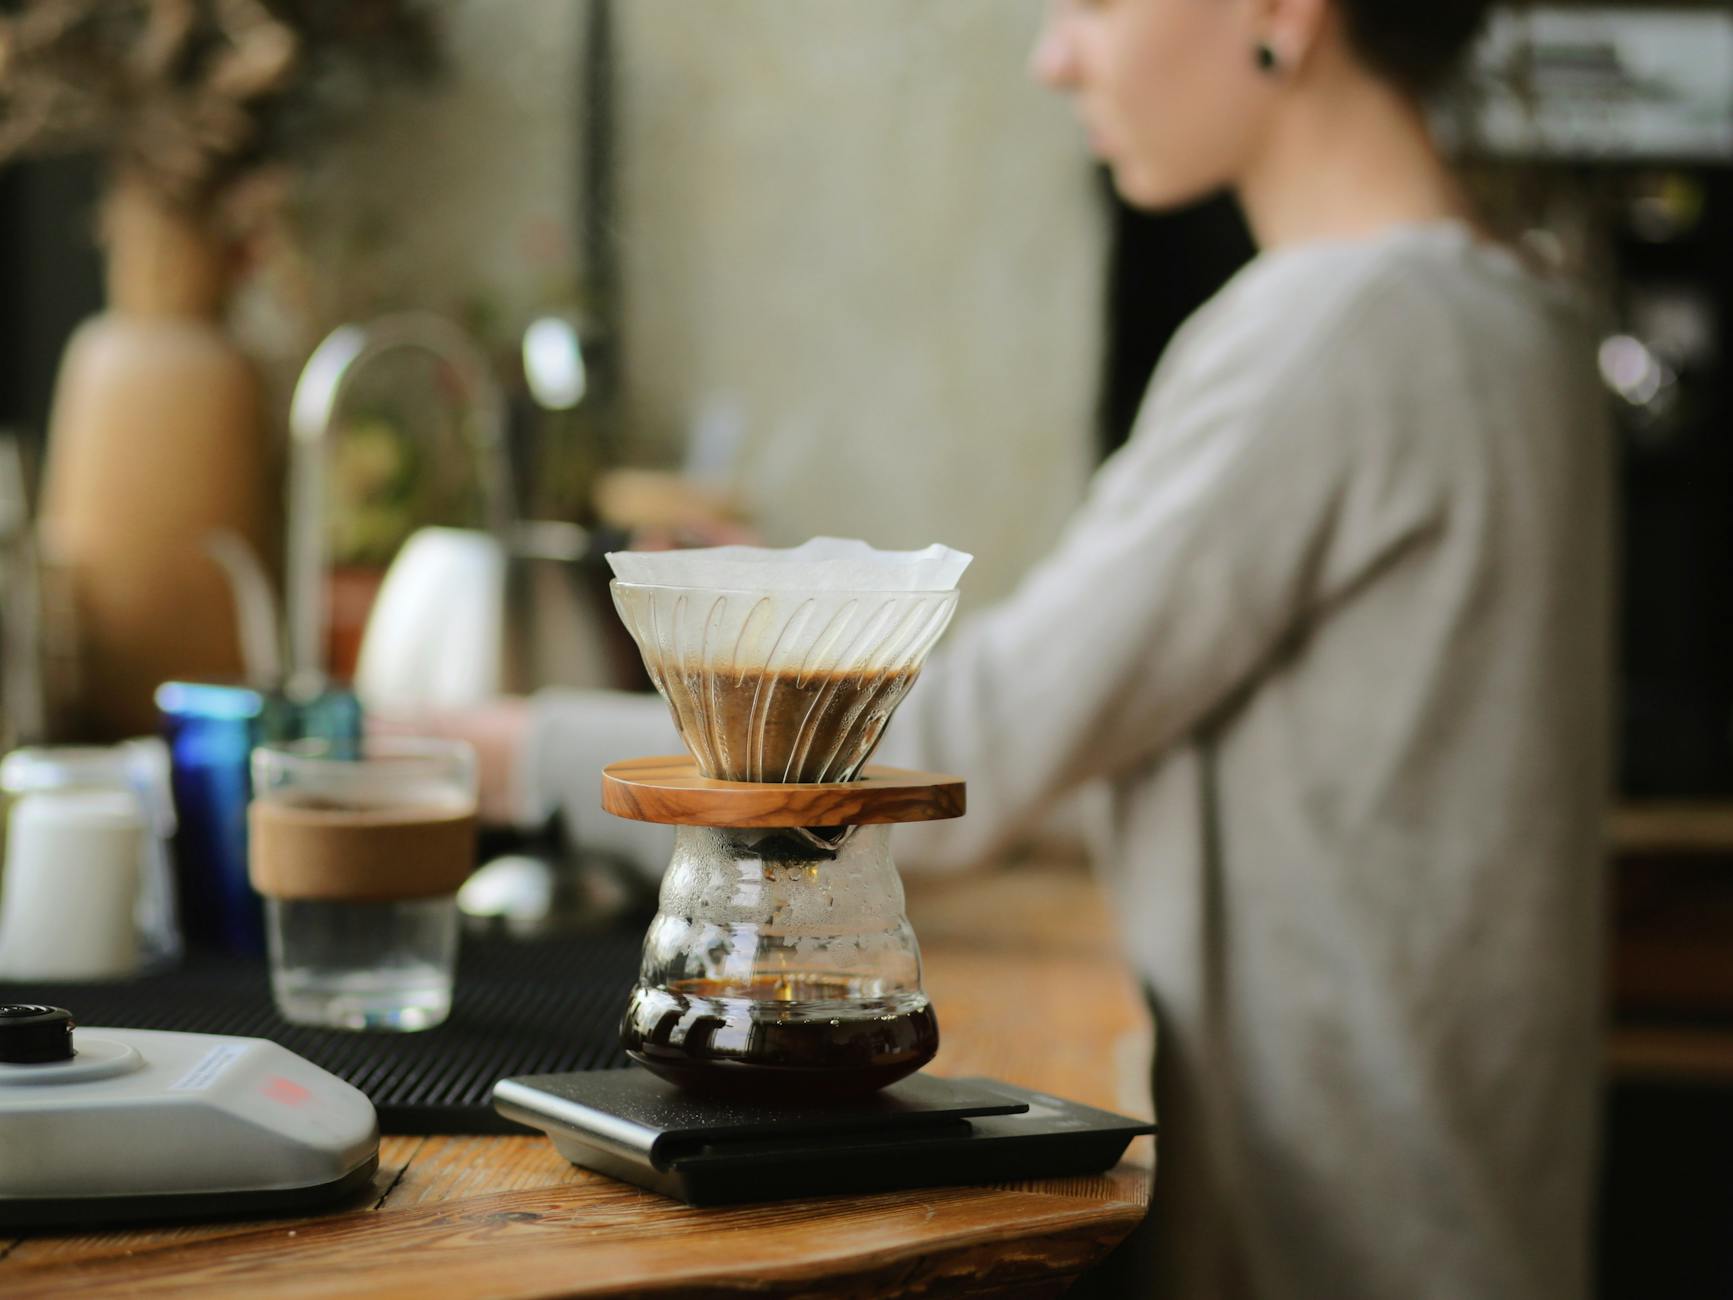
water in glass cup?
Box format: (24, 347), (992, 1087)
(267, 895), (458, 1031)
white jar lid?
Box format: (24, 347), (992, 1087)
(9, 788), (147, 831)
(1, 741), (174, 837)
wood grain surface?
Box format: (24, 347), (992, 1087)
(601, 756), (967, 826)
(0, 858), (1154, 1298)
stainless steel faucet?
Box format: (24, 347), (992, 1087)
(285, 312), (513, 693)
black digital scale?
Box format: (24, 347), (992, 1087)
(492, 1067), (1153, 1206)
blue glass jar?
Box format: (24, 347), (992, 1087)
(157, 681), (361, 955)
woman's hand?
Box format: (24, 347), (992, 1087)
(368, 699), (534, 827)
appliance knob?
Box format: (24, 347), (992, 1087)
(0, 1004), (76, 1063)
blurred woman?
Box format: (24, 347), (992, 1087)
(471, 2), (1610, 1295)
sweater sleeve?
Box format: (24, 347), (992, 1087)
(877, 275), (1451, 870)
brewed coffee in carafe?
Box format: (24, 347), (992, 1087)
(605, 539), (970, 1100)
(619, 824), (942, 1099)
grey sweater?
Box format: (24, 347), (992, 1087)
(527, 222), (1612, 1299)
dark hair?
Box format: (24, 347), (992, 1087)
(1336, 1), (1495, 97)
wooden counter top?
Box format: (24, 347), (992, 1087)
(0, 858), (1155, 1298)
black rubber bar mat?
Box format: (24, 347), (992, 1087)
(0, 932), (642, 1134)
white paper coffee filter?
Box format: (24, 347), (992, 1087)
(605, 537), (971, 593)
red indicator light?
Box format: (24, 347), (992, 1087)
(264, 1076), (313, 1106)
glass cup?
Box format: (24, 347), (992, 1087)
(248, 738), (477, 1031)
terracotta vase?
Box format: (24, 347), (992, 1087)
(37, 179), (275, 740)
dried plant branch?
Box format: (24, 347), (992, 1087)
(0, 0), (439, 209)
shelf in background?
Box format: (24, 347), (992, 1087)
(1609, 805), (1733, 1084)
(1610, 803), (1733, 857)
(1608, 1026), (1733, 1085)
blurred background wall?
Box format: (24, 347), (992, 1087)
(611, 0), (1102, 608)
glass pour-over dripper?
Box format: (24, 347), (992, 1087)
(608, 539), (966, 783)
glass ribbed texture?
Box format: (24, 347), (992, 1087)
(610, 582), (958, 783)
